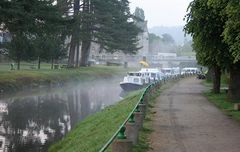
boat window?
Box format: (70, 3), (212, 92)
(128, 72), (141, 76)
(151, 73), (156, 77)
(133, 78), (139, 83)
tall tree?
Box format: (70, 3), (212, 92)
(184, 0), (230, 93)
(0, 0), (66, 69)
(66, 0), (141, 67)
(134, 7), (145, 21)
(211, 0), (240, 100)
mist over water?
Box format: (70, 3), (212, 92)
(0, 77), (124, 152)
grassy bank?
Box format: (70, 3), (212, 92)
(204, 91), (240, 121)
(204, 76), (240, 122)
(0, 65), (133, 93)
(49, 90), (142, 152)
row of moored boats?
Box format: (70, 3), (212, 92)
(120, 67), (199, 91)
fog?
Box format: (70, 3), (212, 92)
(0, 77), (125, 151)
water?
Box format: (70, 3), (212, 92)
(0, 78), (124, 152)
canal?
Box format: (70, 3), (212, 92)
(0, 77), (124, 152)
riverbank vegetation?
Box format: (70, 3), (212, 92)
(49, 90), (142, 152)
(0, 65), (133, 93)
(204, 75), (240, 122)
(205, 91), (240, 122)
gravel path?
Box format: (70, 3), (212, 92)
(148, 77), (240, 152)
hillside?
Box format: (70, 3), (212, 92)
(149, 26), (191, 45)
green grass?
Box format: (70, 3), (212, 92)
(203, 77), (240, 122)
(49, 90), (143, 152)
(0, 62), (53, 71)
(0, 65), (135, 93)
(204, 91), (240, 121)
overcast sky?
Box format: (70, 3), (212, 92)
(129, 0), (193, 28)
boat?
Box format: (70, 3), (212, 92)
(120, 72), (147, 91)
(140, 68), (165, 83)
(120, 68), (165, 91)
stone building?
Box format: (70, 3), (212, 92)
(88, 20), (150, 67)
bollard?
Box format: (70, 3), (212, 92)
(112, 126), (133, 152)
(152, 84), (156, 94)
(234, 103), (240, 111)
(125, 114), (139, 145)
(134, 107), (144, 130)
(138, 103), (147, 115)
(144, 93), (149, 106)
(112, 139), (132, 152)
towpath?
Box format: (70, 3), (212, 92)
(148, 77), (240, 152)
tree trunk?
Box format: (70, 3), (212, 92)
(212, 65), (221, 94)
(76, 41), (80, 67)
(67, 0), (80, 68)
(38, 56), (41, 69)
(68, 39), (76, 68)
(51, 57), (54, 69)
(228, 64), (240, 101)
(17, 58), (20, 70)
(80, 41), (91, 66)
(206, 66), (214, 82)
(80, 0), (91, 67)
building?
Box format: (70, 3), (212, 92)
(136, 21), (149, 58)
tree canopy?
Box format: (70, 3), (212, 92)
(0, 0), (141, 68)
(184, 0), (240, 99)
(0, 0), (67, 69)
(134, 7), (145, 21)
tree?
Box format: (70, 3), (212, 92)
(149, 33), (161, 44)
(210, 0), (240, 100)
(66, 0), (141, 67)
(34, 34), (67, 69)
(184, 0), (230, 93)
(8, 33), (35, 70)
(0, 0), (66, 69)
(162, 33), (175, 44)
(176, 40), (194, 56)
(134, 7), (145, 21)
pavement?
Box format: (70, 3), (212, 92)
(148, 77), (240, 152)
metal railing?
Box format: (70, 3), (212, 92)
(99, 80), (161, 152)
(99, 73), (192, 151)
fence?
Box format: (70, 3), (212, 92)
(98, 74), (186, 152)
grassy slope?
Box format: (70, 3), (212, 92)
(0, 65), (133, 93)
(49, 91), (142, 152)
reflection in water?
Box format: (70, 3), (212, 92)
(0, 78), (122, 152)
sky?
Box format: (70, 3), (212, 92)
(129, 0), (193, 28)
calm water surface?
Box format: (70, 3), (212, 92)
(0, 78), (125, 152)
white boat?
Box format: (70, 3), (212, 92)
(120, 72), (147, 91)
(140, 68), (165, 83)
(181, 67), (199, 75)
